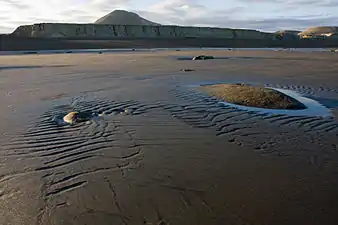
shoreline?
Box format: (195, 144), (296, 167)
(0, 47), (333, 56)
(1, 36), (338, 51)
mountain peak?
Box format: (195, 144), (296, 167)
(107, 10), (137, 15)
(94, 10), (160, 26)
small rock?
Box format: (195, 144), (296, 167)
(180, 68), (195, 72)
(63, 111), (79, 124)
(63, 111), (93, 124)
(192, 55), (215, 60)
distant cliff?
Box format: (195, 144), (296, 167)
(299, 26), (338, 40)
(10, 23), (275, 40)
(7, 9), (338, 42)
(300, 26), (338, 36)
(274, 30), (301, 41)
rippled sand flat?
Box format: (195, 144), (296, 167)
(0, 49), (338, 225)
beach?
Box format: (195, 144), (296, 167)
(1, 36), (338, 51)
(0, 49), (338, 225)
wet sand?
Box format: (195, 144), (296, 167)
(0, 50), (338, 225)
(1, 36), (338, 51)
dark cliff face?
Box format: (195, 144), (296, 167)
(95, 10), (160, 26)
(274, 31), (301, 41)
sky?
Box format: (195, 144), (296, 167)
(0, 0), (337, 33)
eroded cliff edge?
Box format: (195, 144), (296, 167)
(10, 23), (275, 40)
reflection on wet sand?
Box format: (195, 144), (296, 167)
(0, 49), (337, 225)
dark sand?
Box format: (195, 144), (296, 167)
(0, 50), (338, 225)
(1, 36), (338, 51)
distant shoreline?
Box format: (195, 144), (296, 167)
(1, 36), (337, 51)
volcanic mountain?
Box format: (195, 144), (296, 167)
(95, 10), (160, 26)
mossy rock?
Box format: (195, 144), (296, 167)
(200, 84), (306, 110)
(192, 55), (215, 60)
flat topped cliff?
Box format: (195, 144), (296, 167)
(275, 30), (301, 35)
(7, 10), (338, 41)
(9, 10), (272, 39)
(95, 10), (160, 26)
(300, 26), (338, 35)
(274, 30), (301, 40)
(10, 23), (272, 39)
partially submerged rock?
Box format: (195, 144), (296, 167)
(200, 84), (306, 110)
(192, 55), (214, 60)
(180, 68), (196, 72)
(63, 111), (94, 124)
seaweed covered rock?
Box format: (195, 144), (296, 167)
(200, 84), (306, 110)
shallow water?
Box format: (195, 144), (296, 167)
(188, 81), (333, 118)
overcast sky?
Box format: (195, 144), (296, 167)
(0, 0), (337, 33)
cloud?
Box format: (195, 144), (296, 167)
(237, 0), (338, 7)
(140, 10), (337, 32)
(136, 0), (206, 25)
(136, 0), (247, 26)
(202, 16), (338, 32)
(137, 0), (338, 31)
(238, 0), (332, 4)
(2, 0), (30, 8)
(0, 25), (15, 34)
